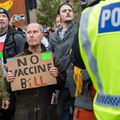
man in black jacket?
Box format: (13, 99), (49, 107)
(6, 23), (59, 120)
(0, 8), (25, 120)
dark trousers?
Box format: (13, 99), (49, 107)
(57, 88), (74, 120)
(0, 92), (15, 120)
(0, 109), (12, 120)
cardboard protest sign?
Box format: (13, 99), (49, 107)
(6, 52), (57, 91)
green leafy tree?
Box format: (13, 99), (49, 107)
(36, 0), (88, 26)
(72, 1), (81, 23)
(36, 0), (61, 26)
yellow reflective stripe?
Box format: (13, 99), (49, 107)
(79, 6), (103, 92)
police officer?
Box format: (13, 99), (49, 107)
(78, 0), (120, 120)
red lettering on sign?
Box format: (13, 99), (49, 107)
(26, 75), (47, 88)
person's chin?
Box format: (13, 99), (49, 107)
(29, 43), (37, 46)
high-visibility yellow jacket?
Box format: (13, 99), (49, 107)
(79, 0), (120, 120)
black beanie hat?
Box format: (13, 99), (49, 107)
(0, 8), (9, 20)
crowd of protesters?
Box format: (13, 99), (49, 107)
(0, 0), (104, 120)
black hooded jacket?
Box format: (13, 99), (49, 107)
(3, 25), (25, 63)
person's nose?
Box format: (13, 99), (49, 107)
(66, 10), (71, 16)
(67, 9), (70, 13)
(0, 16), (4, 20)
(29, 32), (34, 38)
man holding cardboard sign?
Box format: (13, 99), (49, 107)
(6, 23), (60, 120)
(7, 53), (57, 91)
